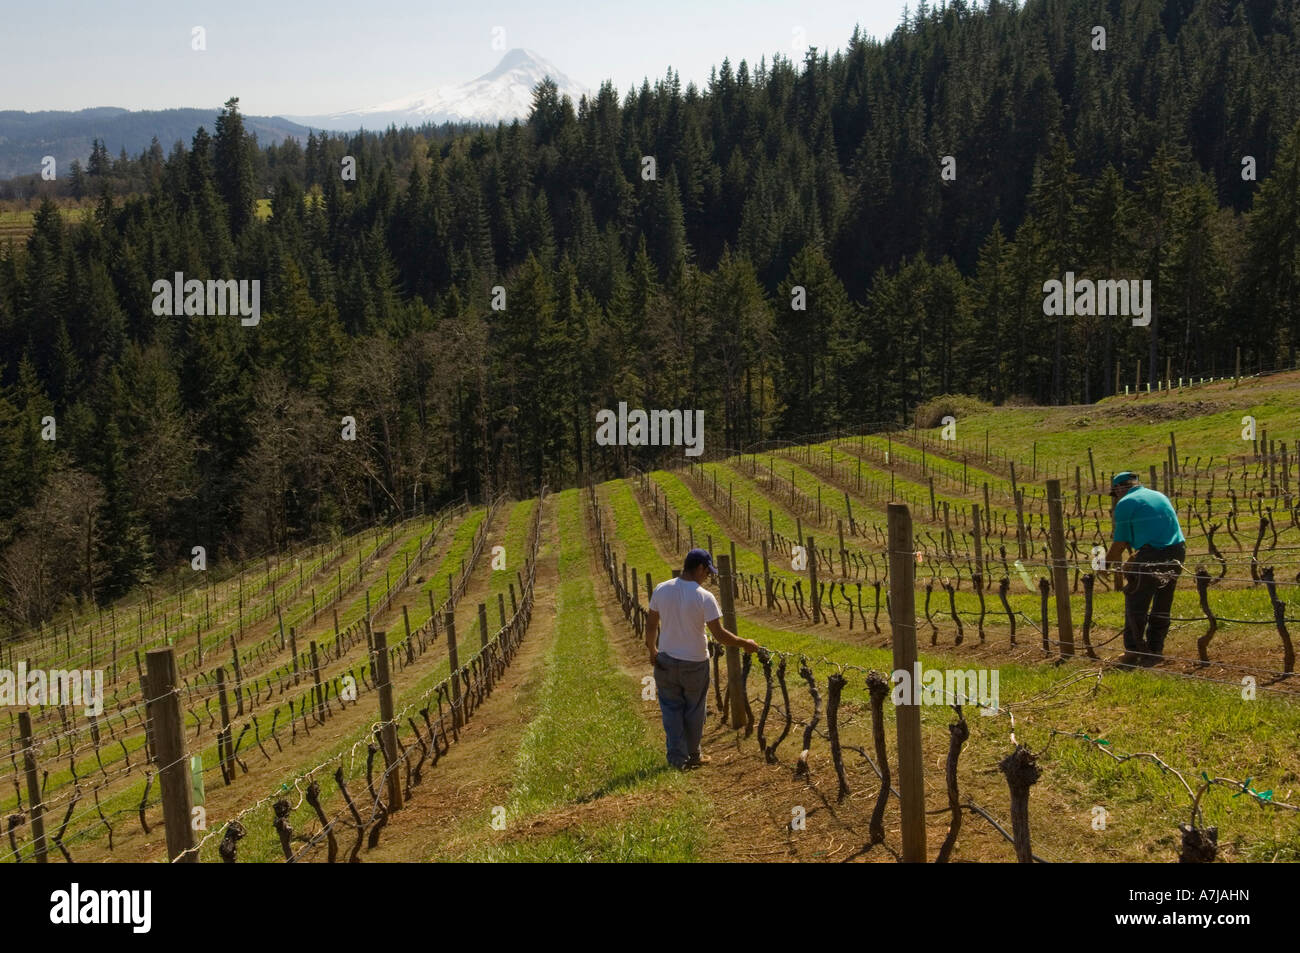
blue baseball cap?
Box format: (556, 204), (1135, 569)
(1111, 471), (1139, 488)
(684, 549), (715, 574)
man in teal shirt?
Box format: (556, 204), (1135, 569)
(1104, 471), (1186, 667)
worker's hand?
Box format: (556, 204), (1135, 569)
(740, 638), (761, 654)
(649, 649), (658, 668)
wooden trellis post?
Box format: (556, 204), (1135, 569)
(716, 554), (747, 728)
(807, 535), (820, 623)
(888, 504), (926, 862)
(18, 712), (47, 862)
(446, 611), (461, 726)
(1046, 479), (1074, 656)
(371, 630), (403, 811)
(146, 647), (196, 862)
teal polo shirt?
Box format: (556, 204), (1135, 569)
(1113, 486), (1185, 550)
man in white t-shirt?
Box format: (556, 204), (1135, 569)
(646, 549), (760, 770)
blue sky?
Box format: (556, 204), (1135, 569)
(3, 0), (911, 115)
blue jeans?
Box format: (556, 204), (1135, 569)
(653, 653), (710, 768)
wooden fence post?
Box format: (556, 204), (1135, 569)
(146, 647), (196, 862)
(136, 649), (156, 761)
(402, 605), (414, 664)
(1046, 479), (1074, 656)
(972, 504), (984, 590)
(1014, 490), (1027, 560)
(310, 640), (324, 724)
(761, 540), (773, 609)
(216, 666), (232, 784)
(807, 535), (820, 623)
(371, 630), (403, 811)
(888, 503), (927, 862)
(18, 711), (47, 862)
(838, 519), (847, 578)
(716, 554), (747, 728)
(228, 635), (243, 717)
(446, 611), (461, 726)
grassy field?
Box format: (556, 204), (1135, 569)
(927, 373), (1300, 482)
(1, 195), (288, 242)
(0, 204), (90, 242)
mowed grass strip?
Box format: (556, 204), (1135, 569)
(444, 488), (705, 861)
(447, 498), (537, 641)
(404, 507), (488, 630)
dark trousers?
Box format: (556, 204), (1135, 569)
(1123, 542), (1186, 655)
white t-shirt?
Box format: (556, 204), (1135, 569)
(649, 577), (721, 662)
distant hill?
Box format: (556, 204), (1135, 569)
(0, 107), (311, 180)
(287, 49), (589, 131)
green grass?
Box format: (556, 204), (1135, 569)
(457, 498), (537, 636)
(453, 803), (705, 862)
(405, 508), (488, 630)
(915, 374), (1300, 486)
(0, 205), (90, 241)
(445, 489), (705, 861)
(335, 518), (436, 629)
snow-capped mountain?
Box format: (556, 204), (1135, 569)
(291, 49), (589, 131)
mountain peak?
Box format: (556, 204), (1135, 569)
(488, 48), (546, 73)
(300, 50), (588, 131)
(479, 48), (579, 91)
